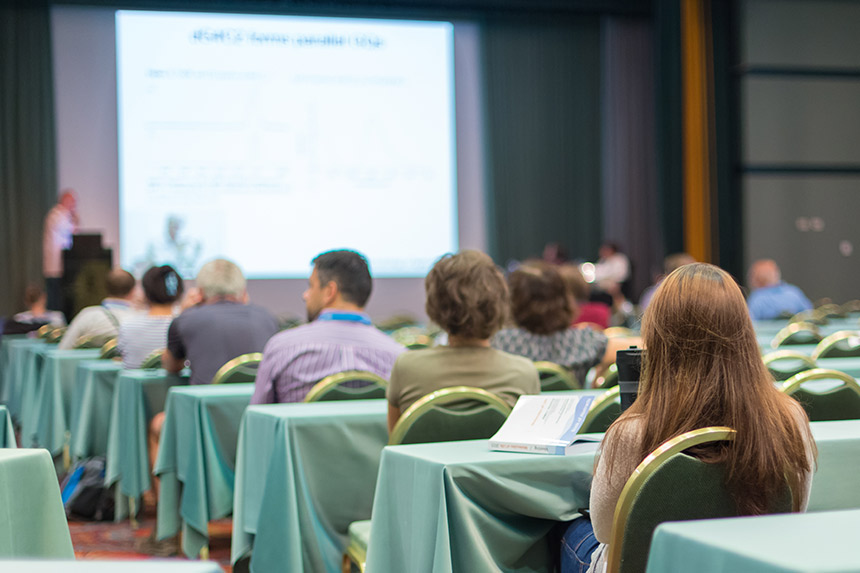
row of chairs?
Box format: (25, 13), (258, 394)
(770, 324), (860, 358)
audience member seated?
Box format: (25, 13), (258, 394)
(561, 263), (816, 573)
(493, 261), (631, 385)
(162, 258), (279, 385)
(6, 284), (66, 334)
(558, 263), (611, 330)
(638, 252), (696, 312)
(386, 250), (540, 432)
(58, 269), (140, 349)
(747, 259), (813, 321)
(593, 242), (630, 295)
(251, 250), (404, 404)
(117, 265), (183, 369)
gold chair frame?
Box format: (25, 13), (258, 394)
(770, 322), (821, 349)
(303, 370), (388, 402)
(99, 338), (119, 359)
(534, 361), (578, 390)
(781, 367), (860, 395)
(211, 352), (263, 384)
(811, 330), (860, 360)
(140, 347), (164, 369)
(388, 385), (512, 445)
(606, 427), (743, 573)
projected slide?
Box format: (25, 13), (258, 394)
(116, 11), (457, 278)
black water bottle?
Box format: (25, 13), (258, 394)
(616, 346), (643, 411)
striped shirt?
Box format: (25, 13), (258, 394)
(118, 314), (174, 369)
(251, 310), (405, 404)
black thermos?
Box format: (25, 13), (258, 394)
(616, 346), (643, 411)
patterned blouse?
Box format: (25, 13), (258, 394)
(491, 327), (608, 385)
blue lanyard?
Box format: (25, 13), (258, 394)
(317, 310), (372, 325)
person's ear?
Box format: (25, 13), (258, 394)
(323, 281), (338, 305)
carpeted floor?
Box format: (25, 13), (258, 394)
(68, 507), (232, 572)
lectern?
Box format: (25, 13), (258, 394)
(60, 234), (112, 320)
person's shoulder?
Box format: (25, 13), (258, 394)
(489, 347), (537, 371)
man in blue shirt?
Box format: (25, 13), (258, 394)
(747, 259), (813, 320)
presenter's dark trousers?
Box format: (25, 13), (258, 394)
(45, 277), (62, 314)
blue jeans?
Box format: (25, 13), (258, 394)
(561, 516), (599, 573)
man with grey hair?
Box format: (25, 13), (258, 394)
(162, 258), (279, 385)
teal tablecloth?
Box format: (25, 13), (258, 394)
(0, 449), (74, 558)
(1, 338), (46, 419)
(647, 509), (860, 573)
(231, 400), (390, 573)
(0, 334), (28, 401)
(0, 406), (15, 448)
(70, 359), (122, 459)
(19, 348), (101, 454)
(105, 369), (184, 519)
(0, 561), (224, 572)
(365, 420), (860, 572)
(154, 383), (253, 558)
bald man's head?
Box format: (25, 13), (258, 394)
(105, 269), (136, 298)
(749, 259), (781, 290)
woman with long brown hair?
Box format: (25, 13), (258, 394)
(562, 263), (816, 573)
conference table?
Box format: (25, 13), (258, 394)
(0, 334), (28, 400)
(231, 389), (604, 573)
(646, 509), (860, 573)
(1, 337), (46, 419)
(105, 368), (185, 520)
(0, 406), (15, 448)
(69, 359), (123, 460)
(0, 562), (225, 572)
(363, 419), (860, 572)
(154, 383), (253, 558)
(0, 449), (74, 559)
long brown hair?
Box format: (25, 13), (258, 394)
(602, 263), (814, 515)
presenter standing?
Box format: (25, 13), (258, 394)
(43, 189), (78, 311)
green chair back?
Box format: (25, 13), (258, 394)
(762, 350), (816, 381)
(607, 427), (793, 573)
(781, 368), (860, 421)
(815, 303), (845, 321)
(811, 331), (860, 360)
(211, 352), (262, 384)
(579, 387), (621, 434)
(600, 363), (619, 389)
(99, 338), (120, 359)
(535, 361), (579, 391)
(304, 370), (388, 402)
(389, 386), (512, 445)
(771, 322), (822, 348)
(75, 333), (114, 350)
(140, 348), (164, 369)
(45, 327), (65, 344)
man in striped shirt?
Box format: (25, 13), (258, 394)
(250, 250), (404, 404)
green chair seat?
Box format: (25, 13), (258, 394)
(782, 368), (860, 421)
(535, 361), (579, 391)
(579, 387), (621, 434)
(140, 348), (164, 369)
(811, 331), (860, 360)
(762, 350), (816, 381)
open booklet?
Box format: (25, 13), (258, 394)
(489, 394), (601, 455)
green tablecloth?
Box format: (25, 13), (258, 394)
(105, 369), (184, 519)
(814, 357), (860, 378)
(0, 334), (28, 401)
(0, 561), (225, 572)
(231, 400), (390, 573)
(0, 449), (74, 558)
(19, 348), (102, 454)
(365, 420), (860, 572)
(647, 509), (860, 573)
(154, 383), (253, 558)
(0, 406), (15, 448)
(70, 359), (123, 459)
(1, 339), (46, 419)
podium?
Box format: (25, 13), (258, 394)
(60, 234), (112, 321)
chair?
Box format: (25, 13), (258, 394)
(211, 352), (263, 384)
(762, 350), (816, 381)
(606, 426), (795, 573)
(535, 361), (579, 391)
(811, 331), (860, 360)
(781, 368), (860, 421)
(388, 386), (512, 445)
(36, 324), (53, 339)
(344, 519), (371, 573)
(815, 303), (845, 321)
(599, 363), (619, 389)
(99, 338), (119, 360)
(789, 310), (827, 325)
(770, 322), (822, 348)
(840, 299), (860, 317)
(303, 370), (388, 402)
(45, 327), (65, 344)
(579, 387), (621, 434)
(74, 333), (114, 350)
(140, 348), (164, 369)
(389, 326), (434, 350)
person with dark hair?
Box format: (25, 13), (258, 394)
(11, 284), (67, 329)
(561, 263), (816, 572)
(386, 250), (539, 432)
(117, 265), (183, 369)
(557, 263), (611, 330)
(492, 261), (624, 385)
(59, 269), (141, 349)
(251, 250), (403, 404)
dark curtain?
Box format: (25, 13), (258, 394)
(0, 1), (57, 315)
(483, 18), (602, 266)
(601, 17), (661, 301)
